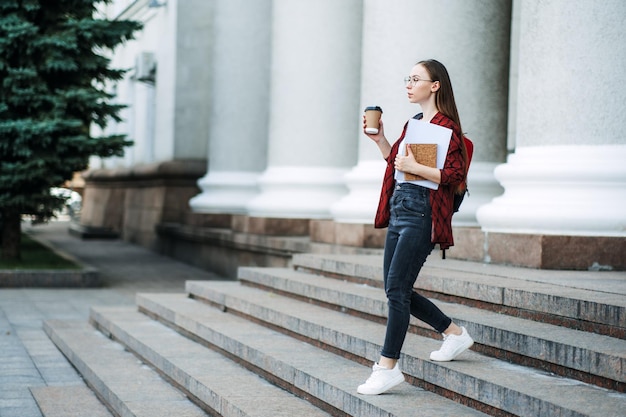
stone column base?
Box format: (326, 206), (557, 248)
(189, 171), (260, 215)
(447, 227), (626, 271)
(477, 145), (626, 236)
(308, 220), (625, 270)
(310, 220), (386, 248)
(180, 213), (231, 229)
(231, 215), (309, 236)
(246, 167), (349, 219)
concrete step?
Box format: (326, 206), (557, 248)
(135, 292), (490, 417)
(183, 280), (626, 417)
(292, 253), (626, 338)
(30, 385), (113, 417)
(88, 306), (333, 417)
(43, 319), (209, 417)
(234, 267), (626, 391)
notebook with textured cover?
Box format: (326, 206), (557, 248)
(404, 143), (437, 181)
(394, 118), (451, 190)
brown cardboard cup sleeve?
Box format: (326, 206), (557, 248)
(404, 144), (437, 181)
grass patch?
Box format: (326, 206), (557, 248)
(0, 234), (80, 270)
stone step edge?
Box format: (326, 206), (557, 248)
(135, 292), (492, 417)
(290, 252), (624, 307)
(42, 319), (207, 417)
(182, 282), (626, 417)
(157, 222), (311, 254)
(286, 259), (625, 338)
(233, 269), (626, 391)
(30, 385), (114, 417)
(88, 307), (333, 417)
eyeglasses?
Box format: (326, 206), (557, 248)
(404, 76), (434, 86)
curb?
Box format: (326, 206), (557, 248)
(0, 229), (101, 288)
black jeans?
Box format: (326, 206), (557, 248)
(380, 183), (452, 360)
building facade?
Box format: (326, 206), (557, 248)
(79, 0), (626, 271)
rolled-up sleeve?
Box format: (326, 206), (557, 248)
(439, 131), (465, 186)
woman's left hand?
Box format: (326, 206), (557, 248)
(394, 145), (418, 174)
(396, 144), (442, 184)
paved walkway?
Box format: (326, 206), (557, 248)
(0, 220), (223, 417)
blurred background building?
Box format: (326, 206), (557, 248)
(76, 0), (626, 273)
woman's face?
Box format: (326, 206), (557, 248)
(406, 64), (437, 104)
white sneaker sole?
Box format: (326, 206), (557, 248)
(430, 338), (474, 362)
(357, 373), (405, 395)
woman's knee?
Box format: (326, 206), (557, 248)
(386, 285), (412, 308)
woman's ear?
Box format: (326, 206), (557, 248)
(431, 81), (440, 93)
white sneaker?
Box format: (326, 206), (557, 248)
(429, 327), (474, 361)
(357, 362), (405, 395)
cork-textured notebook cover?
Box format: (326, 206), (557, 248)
(404, 143), (437, 181)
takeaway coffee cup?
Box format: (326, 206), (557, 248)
(364, 106), (383, 134)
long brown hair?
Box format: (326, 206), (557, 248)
(417, 59), (468, 193)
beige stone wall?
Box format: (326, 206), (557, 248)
(79, 159), (206, 250)
(80, 184), (126, 232)
(446, 227), (626, 271)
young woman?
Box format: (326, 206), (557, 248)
(357, 59), (474, 396)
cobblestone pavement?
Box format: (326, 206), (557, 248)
(0, 220), (223, 417)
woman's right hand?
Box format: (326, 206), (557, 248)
(362, 115), (386, 143)
(363, 115), (392, 159)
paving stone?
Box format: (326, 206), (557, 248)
(17, 328), (84, 386)
(0, 311), (46, 416)
(0, 403), (43, 417)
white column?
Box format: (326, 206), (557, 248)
(332, 0), (511, 225)
(152, 0), (177, 163)
(477, 0), (626, 236)
(164, 0), (212, 161)
(189, 0), (272, 214)
(246, 0), (363, 219)
(98, 2), (168, 169)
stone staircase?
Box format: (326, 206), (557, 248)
(43, 252), (626, 417)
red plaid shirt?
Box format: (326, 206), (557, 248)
(374, 112), (465, 250)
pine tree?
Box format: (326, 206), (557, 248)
(0, 0), (141, 260)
